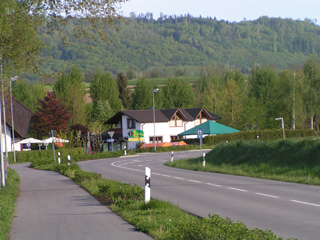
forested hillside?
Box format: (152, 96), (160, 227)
(38, 15), (320, 80)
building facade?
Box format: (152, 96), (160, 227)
(103, 108), (221, 150)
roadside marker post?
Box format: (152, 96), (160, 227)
(124, 146), (127, 156)
(58, 152), (61, 164)
(68, 155), (71, 166)
(171, 151), (174, 162)
(203, 153), (206, 167)
(145, 167), (151, 203)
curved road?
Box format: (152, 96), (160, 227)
(79, 150), (320, 240)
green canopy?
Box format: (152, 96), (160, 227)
(178, 121), (240, 136)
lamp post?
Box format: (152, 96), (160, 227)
(275, 117), (285, 139)
(152, 88), (159, 151)
(10, 76), (17, 162)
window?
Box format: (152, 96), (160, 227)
(127, 119), (135, 129)
(149, 136), (163, 143)
(170, 135), (183, 141)
(170, 113), (183, 127)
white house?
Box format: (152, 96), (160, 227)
(103, 108), (221, 150)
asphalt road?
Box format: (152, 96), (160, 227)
(9, 163), (152, 240)
(79, 150), (320, 240)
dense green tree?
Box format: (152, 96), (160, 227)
(131, 78), (154, 110)
(54, 66), (87, 125)
(249, 67), (279, 128)
(161, 78), (195, 109)
(302, 56), (320, 130)
(116, 72), (131, 109)
(90, 71), (123, 114)
(12, 79), (45, 112)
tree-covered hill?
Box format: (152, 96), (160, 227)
(38, 15), (320, 80)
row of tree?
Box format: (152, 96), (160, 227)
(11, 55), (320, 139)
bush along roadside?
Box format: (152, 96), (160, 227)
(31, 161), (287, 240)
(0, 168), (20, 240)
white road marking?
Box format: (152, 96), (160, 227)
(161, 174), (171, 177)
(112, 158), (320, 209)
(256, 193), (279, 198)
(228, 187), (247, 192)
(174, 177), (185, 180)
(188, 179), (202, 183)
(206, 183), (222, 187)
(291, 200), (320, 207)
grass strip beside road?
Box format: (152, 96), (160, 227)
(166, 138), (320, 185)
(30, 161), (288, 239)
(0, 168), (20, 240)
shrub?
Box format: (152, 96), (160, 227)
(205, 129), (316, 145)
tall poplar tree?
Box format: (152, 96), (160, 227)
(54, 66), (86, 125)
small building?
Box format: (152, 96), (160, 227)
(103, 108), (221, 150)
(2, 97), (32, 152)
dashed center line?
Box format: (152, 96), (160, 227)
(228, 187), (247, 192)
(206, 183), (222, 187)
(111, 159), (320, 209)
(174, 177), (185, 180)
(256, 193), (279, 198)
(188, 179), (202, 183)
(291, 200), (320, 207)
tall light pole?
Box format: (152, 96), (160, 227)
(152, 88), (159, 151)
(10, 76), (18, 162)
(0, 57), (4, 187)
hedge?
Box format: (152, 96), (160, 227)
(9, 147), (123, 165)
(205, 129), (317, 145)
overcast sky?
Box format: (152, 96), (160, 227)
(119, 0), (319, 24)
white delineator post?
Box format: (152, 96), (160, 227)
(202, 153), (206, 167)
(124, 146), (127, 156)
(68, 155), (71, 166)
(145, 167), (151, 203)
(58, 152), (61, 164)
(171, 151), (174, 162)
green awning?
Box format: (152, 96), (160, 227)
(178, 121), (240, 136)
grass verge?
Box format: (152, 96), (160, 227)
(0, 168), (20, 240)
(166, 138), (320, 185)
(30, 161), (289, 239)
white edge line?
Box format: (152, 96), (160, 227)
(291, 200), (320, 207)
(255, 193), (279, 198)
(228, 187), (247, 192)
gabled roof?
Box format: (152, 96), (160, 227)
(104, 110), (169, 125)
(183, 108), (221, 121)
(5, 97), (32, 138)
(161, 109), (188, 121)
(104, 108), (221, 125)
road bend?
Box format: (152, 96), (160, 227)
(79, 150), (320, 240)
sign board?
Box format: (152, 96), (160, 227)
(128, 130), (144, 142)
(106, 139), (114, 143)
(197, 128), (203, 139)
(108, 131), (115, 138)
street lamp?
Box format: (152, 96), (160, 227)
(10, 76), (17, 162)
(275, 117), (285, 139)
(152, 88), (159, 151)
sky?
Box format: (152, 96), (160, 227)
(119, 0), (319, 24)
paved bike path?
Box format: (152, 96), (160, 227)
(9, 163), (152, 240)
